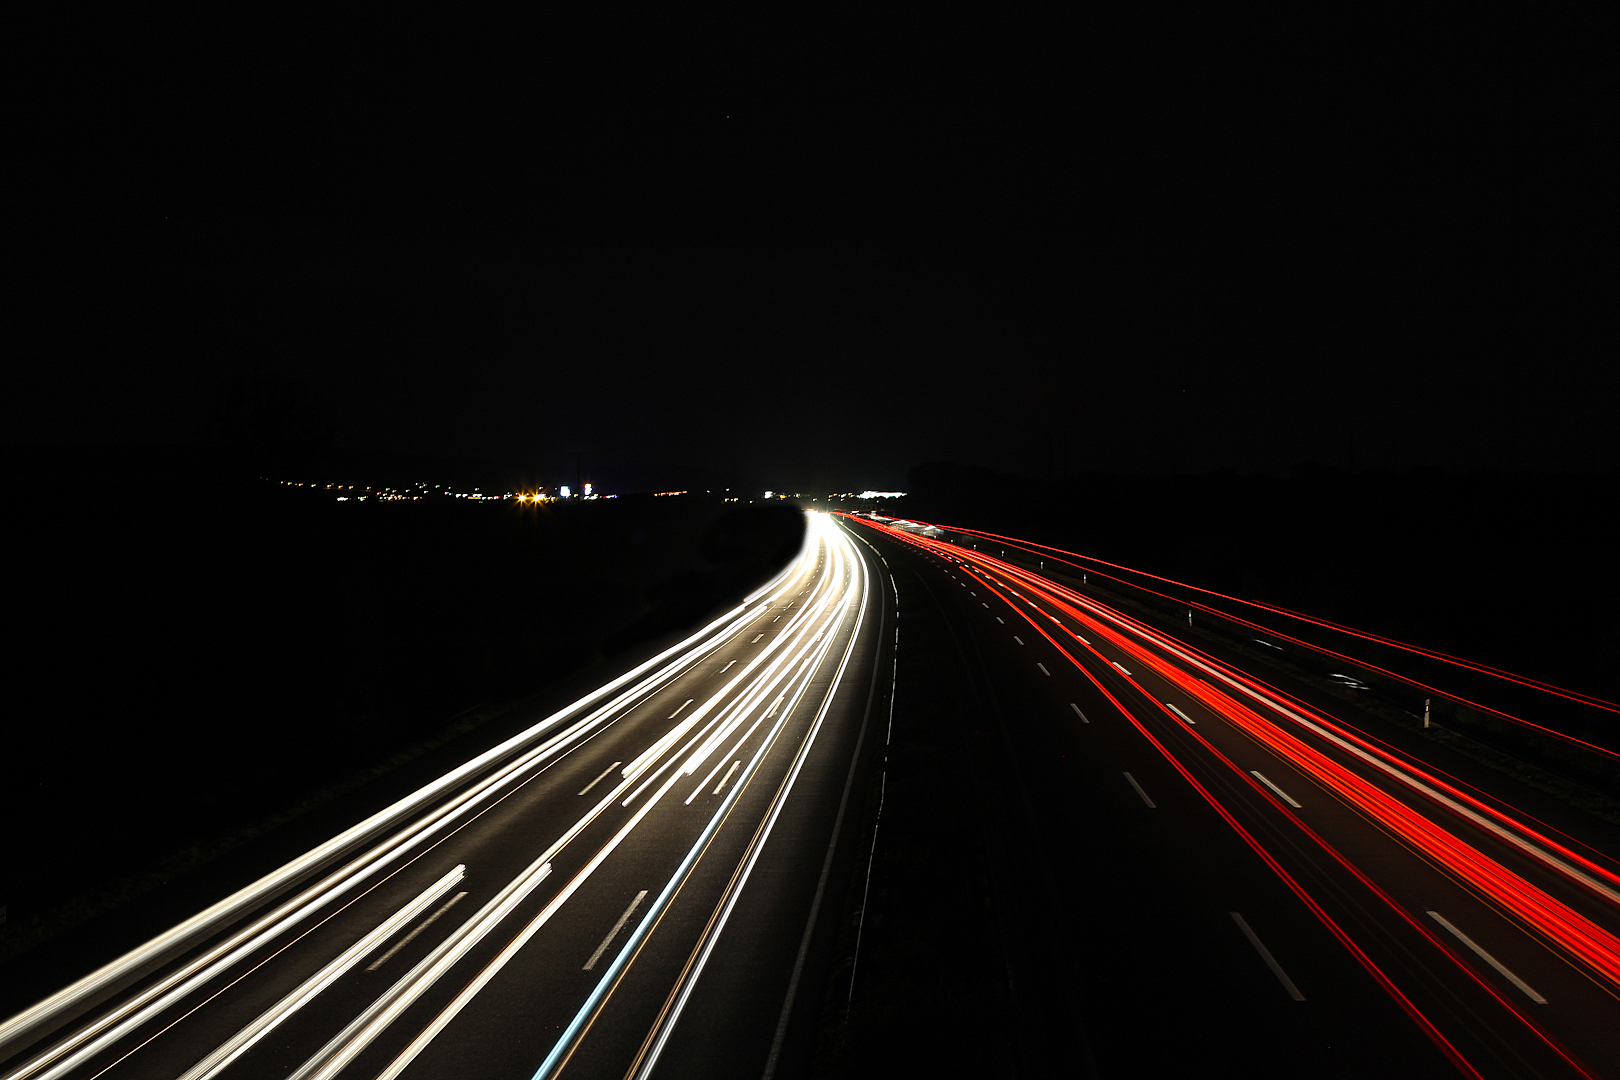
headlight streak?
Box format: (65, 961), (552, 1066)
(617, 529), (845, 786)
(173, 865), (467, 1080)
(350, 520), (846, 1080)
(10, 632), (737, 1080)
(847, 517), (1608, 1079)
(289, 525), (842, 1080)
(623, 532), (873, 1080)
(373, 517), (866, 1080)
(283, 857), (556, 1080)
(2, 531), (816, 1080)
(681, 607), (843, 777)
(616, 528), (850, 807)
(687, 710), (768, 806)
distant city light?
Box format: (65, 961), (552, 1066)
(560, 486), (572, 498)
(857, 491), (906, 499)
(583, 483), (593, 496)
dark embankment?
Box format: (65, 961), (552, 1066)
(3, 442), (804, 979)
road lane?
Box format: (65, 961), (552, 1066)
(3, 511), (891, 1080)
(846, 514), (1620, 1079)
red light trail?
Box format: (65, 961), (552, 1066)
(841, 513), (1620, 1079)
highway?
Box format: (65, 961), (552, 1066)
(845, 513), (1620, 1079)
(0, 511), (890, 1080)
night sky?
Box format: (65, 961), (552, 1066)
(12, 8), (1614, 494)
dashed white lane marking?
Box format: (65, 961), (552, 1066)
(995, 617), (1004, 624)
(720, 660), (737, 672)
(1036, 663), (1051, 676)
(1070, 703), (1089, 723)
(1231, 912), (1305, 1000)
(1123, 772), (1156, 808)
(750, 633), (765, 643)
(579, 762), (623, 796)
(1165, 703), (1196, 725)
(367, 892), (468, 972)
(982, 602), (989, 609)
(1426, 911), (1547, 1003)
(669, 699), (694, 719)
(713, 759), (743, 795)
(1250, 771), (1302, 808)
(584, 891), (649, 971)
(1013, 636), (1025, 645)
(1110, 661), (1132, 676)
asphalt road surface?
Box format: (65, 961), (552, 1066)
(847, 513), (1620, 1080)
(1, 511), (890, 1080)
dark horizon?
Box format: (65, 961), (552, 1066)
(10, 9), (1615, 494)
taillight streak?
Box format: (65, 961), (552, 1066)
(848, 519), (1609, 1077)
(972, 557), (1620, 906)
(946, 539), (1620, 991)
(940, 522), (1620, 716)
(992, 563), (1620, 911)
